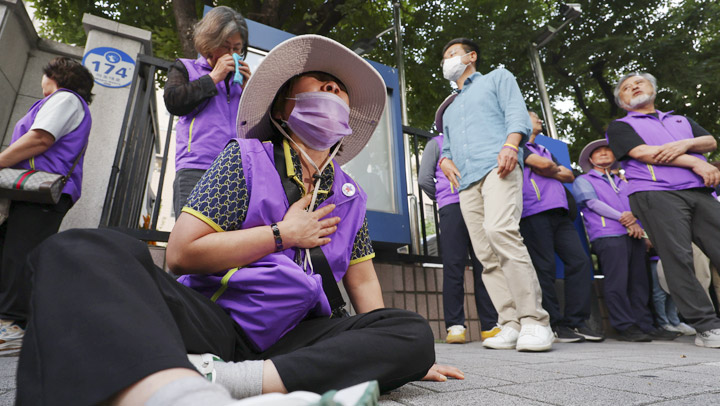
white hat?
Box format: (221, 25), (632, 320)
(236, 34), (386, 165)
(578, 139), (620, 173)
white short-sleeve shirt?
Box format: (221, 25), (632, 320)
(30, 91), (86, 141)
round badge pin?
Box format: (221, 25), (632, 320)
(342, 183), (356, 197)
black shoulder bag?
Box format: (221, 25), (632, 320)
(272, 140), (350, 318)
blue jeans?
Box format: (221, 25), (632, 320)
(649, 260), (681, 326)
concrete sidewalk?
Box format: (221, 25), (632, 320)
(1, 336), (719, 405)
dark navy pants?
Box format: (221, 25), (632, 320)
(592, 235), (654, 332)
(439, 203), (498, 330)
(519, 209), (592, 328)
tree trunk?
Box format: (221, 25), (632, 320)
(173, 0), (198, 58)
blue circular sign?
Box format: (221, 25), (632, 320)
(82, 47), (136, 88)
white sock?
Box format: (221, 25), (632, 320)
(214, 360), (264, 399)
(145, 376), (235, 406)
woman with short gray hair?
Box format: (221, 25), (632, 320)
(164, 6), (251, 218)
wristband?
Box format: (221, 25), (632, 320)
(270, 223), (283, 252)
(502, 143), (519, 152)
(438, 157), (447, 166)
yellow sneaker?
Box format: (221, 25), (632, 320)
(481, 325), (501, 341)
(446, 325), (466, 344)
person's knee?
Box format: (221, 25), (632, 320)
(484, 225), (520, 249)
(388, 310), (435, 370)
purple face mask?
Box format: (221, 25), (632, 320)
(285, 91), (352, 151)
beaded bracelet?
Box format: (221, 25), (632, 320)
(270, 223), (283, 252)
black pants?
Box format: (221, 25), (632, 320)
(439, 203), (498, 329)
(592, 235), (653, 332)
(0, 195), (73, 325)
(17, 229), (434, 406)
(630, 189), (720, 332)
(519, 209), (592, 328)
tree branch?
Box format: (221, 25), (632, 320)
(551, 61), (605, 135)
(590, 60), (619, 117)
(172, 0), (198, 58)
(289, 0), (348, 35)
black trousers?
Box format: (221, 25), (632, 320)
(17, 229), (435, 406)
(519, 209), (592, 328)
(592, 235), (653, 332)
(0, 195), (73, 325)
(629, 189), (720, 332)
(438, 203), (498, 330)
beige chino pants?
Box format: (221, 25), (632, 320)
(459, 166), (550, 330)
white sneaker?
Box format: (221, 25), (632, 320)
(187, 353), (222, 382)
(0, 323), (24, 343)
(516, 324), (553, 352)
(482, 325), (519, 349)
(695, 329), (720, 348)
(662, 324), (681, 333)
(228, 380), (379, 406)
(675, 322), (696, 336)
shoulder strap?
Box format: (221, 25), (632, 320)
(63, 141), (89, 184)
(271, 139), (349, 318)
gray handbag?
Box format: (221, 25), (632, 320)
(0, 143), (87, 205)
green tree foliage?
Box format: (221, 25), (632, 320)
(30, 0), (720, 163)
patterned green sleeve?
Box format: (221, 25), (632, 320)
(350, 217), (375, 265)
(182, 141), (248, 231)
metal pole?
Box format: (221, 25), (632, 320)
(528, 45), (559, 140)
(393, 2), (408, 127)
(394, 1), (421, 254)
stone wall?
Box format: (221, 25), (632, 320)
(374, 261), (489, 342)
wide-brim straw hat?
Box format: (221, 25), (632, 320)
(578, 139), (620, 173)
(236, 34), (386, 165)
(434, 93), (457, 133)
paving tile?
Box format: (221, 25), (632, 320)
(668, 362), (720, 375)
(623, 368), (720, 389)
(461, 364), (576, 383)
(570, 374), (716, 398)
(493, 381), (663, 406)
(652, 391), (720, 405)
(388, 389), (553, 406)
(522, 360), (625, 377)
(409, 371), (512, 393)
(575, 358), (663, 372)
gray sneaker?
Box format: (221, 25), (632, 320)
(695, 329), (720, 348)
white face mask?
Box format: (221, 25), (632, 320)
(442, 53), (470, 82)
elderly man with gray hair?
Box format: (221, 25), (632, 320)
(605, 72), (720, 348)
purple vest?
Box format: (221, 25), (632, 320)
(578, 171), (631, 242)
(611, 111), (706, 195)
(178, 139), (367, 351)
(10, 89), (91, 203)
(174, 57), (242, 171)
(433, 136), (459, 208)
(521, 143), (568, 218)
